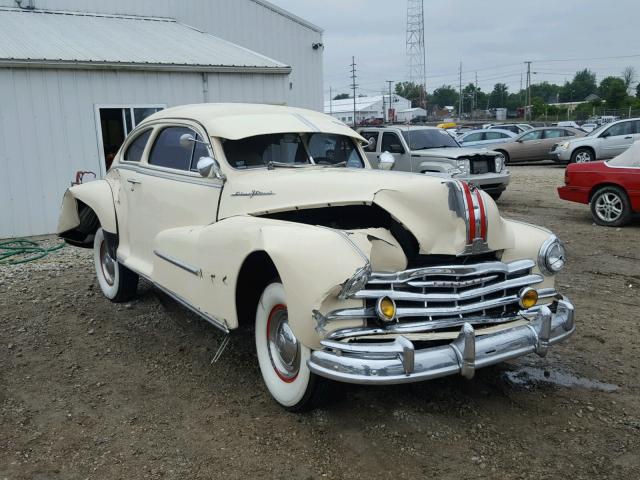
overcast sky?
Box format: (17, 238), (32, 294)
(271, 0), (640, 100)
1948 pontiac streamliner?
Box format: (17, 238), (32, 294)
(58, 104), (575, 411)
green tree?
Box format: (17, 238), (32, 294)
(561, 69), (597, 101)
(394, 81), (424, 107)
(636, 82), (640, 99)
(490, 83), (509, 108)
(333, 93), (349, 100)
(430, 84), (458, 108)
(599, 76), (628, 109)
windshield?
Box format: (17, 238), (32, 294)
(221, 132), (364, 169)
(401, 129), (459, 150)
(587, 124), (608, 136)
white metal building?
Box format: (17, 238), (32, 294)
(0, 0), (323, 238)
(396, 107), (427, 123)
(324, 94), (411, 124)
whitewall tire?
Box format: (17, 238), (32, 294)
(255, 282), (329, 411)
(93, 228), (138, 302)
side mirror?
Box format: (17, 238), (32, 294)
(196, 156), (225, 180)
(378, 151), (395, 170)
(180, 133), (196, 148)
(363, 137), (376, 149)
(516, 138), (524, 143)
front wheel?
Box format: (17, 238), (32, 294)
(93, 228), (139, 302)
(255, 282), (330, 411)
(590, 186), (632, 227)
(571, 148), (594, 163)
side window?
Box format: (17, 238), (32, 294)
(483, 131), (502, 140)
(604, 121), (633, 137)
(360, 131), (379, 152)
(563, 129), (576, 137)
(190, 137), (210, 172)
(123, 129), (152, 162)
(520, 130), (542, 141)
(465, 132), (484, 141)
(381, 132), (405, 153)
(149, 126), (195, 171)
(543, 129), (565, 139)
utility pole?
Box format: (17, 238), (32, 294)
(350, 56), (357, 128)
(386, 80), (394, 123)
(525, 61), (532, 121)
(458, 61), (463, 119)
(406, 0), (427, 108)
(474, 71), (478, 118)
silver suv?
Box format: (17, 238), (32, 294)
(550, 117), (640, 163)
(359, 126), (510, 199)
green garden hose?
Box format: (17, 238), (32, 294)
(0, 238), (65, 265)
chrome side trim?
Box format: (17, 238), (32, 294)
(113, 164), (223, 189)
(368, 259), (535, 284)
(153, 250), (202, 277)
(353, 273), (543, 301)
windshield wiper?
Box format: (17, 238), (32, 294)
(267, 161), (312, 170)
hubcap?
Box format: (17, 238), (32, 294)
(266, 304), (300, 382)
(595, 192), (623, 222)
(575, 151), (591, 163)
(99, 240), (116, 286)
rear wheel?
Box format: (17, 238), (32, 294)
(255, 282), (330, 411)
(571, 148), (594, 163)
(93, 228), (139, 302)
(590, 186), (631, 227)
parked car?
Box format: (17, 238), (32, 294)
(558, 141), (640, 226)
(550, 118), (640, 164)
(358, 126), (510, 199)
(556, 121), (581, 129)
(457, 128), (517, 148)
(58, 104), (575, 411)
(487, 124), (532, 135)
(493, 127), (585, 163)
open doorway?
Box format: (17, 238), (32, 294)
(96, 105), (165, 172)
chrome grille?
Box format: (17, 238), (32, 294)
(354, 259), (541, 321)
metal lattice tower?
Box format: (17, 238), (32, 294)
(406, 0), (426, 106)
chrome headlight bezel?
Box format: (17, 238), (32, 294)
(455, 159), (470, 176)
(338, 263), (371, 299)
(538, 235), (566, 275)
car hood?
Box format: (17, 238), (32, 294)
(410, 147), (499, 159)
(218, 167), (515, 256)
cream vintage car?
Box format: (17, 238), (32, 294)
(58, 104), (575, 411)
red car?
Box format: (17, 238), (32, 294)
(558, 142), (640, 226)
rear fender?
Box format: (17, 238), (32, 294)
(58, 181), (117, 246)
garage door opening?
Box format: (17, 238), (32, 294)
(96, 105), (164, 172)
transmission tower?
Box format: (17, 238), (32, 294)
(406, 0), (426, 107)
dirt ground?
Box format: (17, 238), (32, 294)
(1, 163), (639, 480)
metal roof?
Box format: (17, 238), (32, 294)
(0, 7), (291, 73)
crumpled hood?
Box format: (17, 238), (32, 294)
(411, 147), (499, 159)
(218, 167), (515, 256)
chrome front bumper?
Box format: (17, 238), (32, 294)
(308, 297), (575, 385)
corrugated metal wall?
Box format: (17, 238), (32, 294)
(0, 68), (287, 237)
(0, 0), (324, 110)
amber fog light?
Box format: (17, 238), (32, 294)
(519, 287), (538, 309)
(376, 296), (396, 322)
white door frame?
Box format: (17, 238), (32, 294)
(93, 104), (166, 177)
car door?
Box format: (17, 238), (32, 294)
(540, 128), (568, 160)
(360, 130), (380, 167)
(117, 122), (222, 293)
(512, 130), (543, 161)
(599, 120), (635, 158)
(380, 131), (411, 171)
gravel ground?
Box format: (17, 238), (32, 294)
(1, 163), (639, 479)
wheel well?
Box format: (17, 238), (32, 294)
(573, 146), (595, 159)
(59, 201), (101, 248)
(235, 251), (279, 328)
(588, 183), (628, 202)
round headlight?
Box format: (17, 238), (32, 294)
(538, 236), (566, 274)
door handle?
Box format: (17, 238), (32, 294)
(126, 178), (141, 185)
(624, 136), (633, 139)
